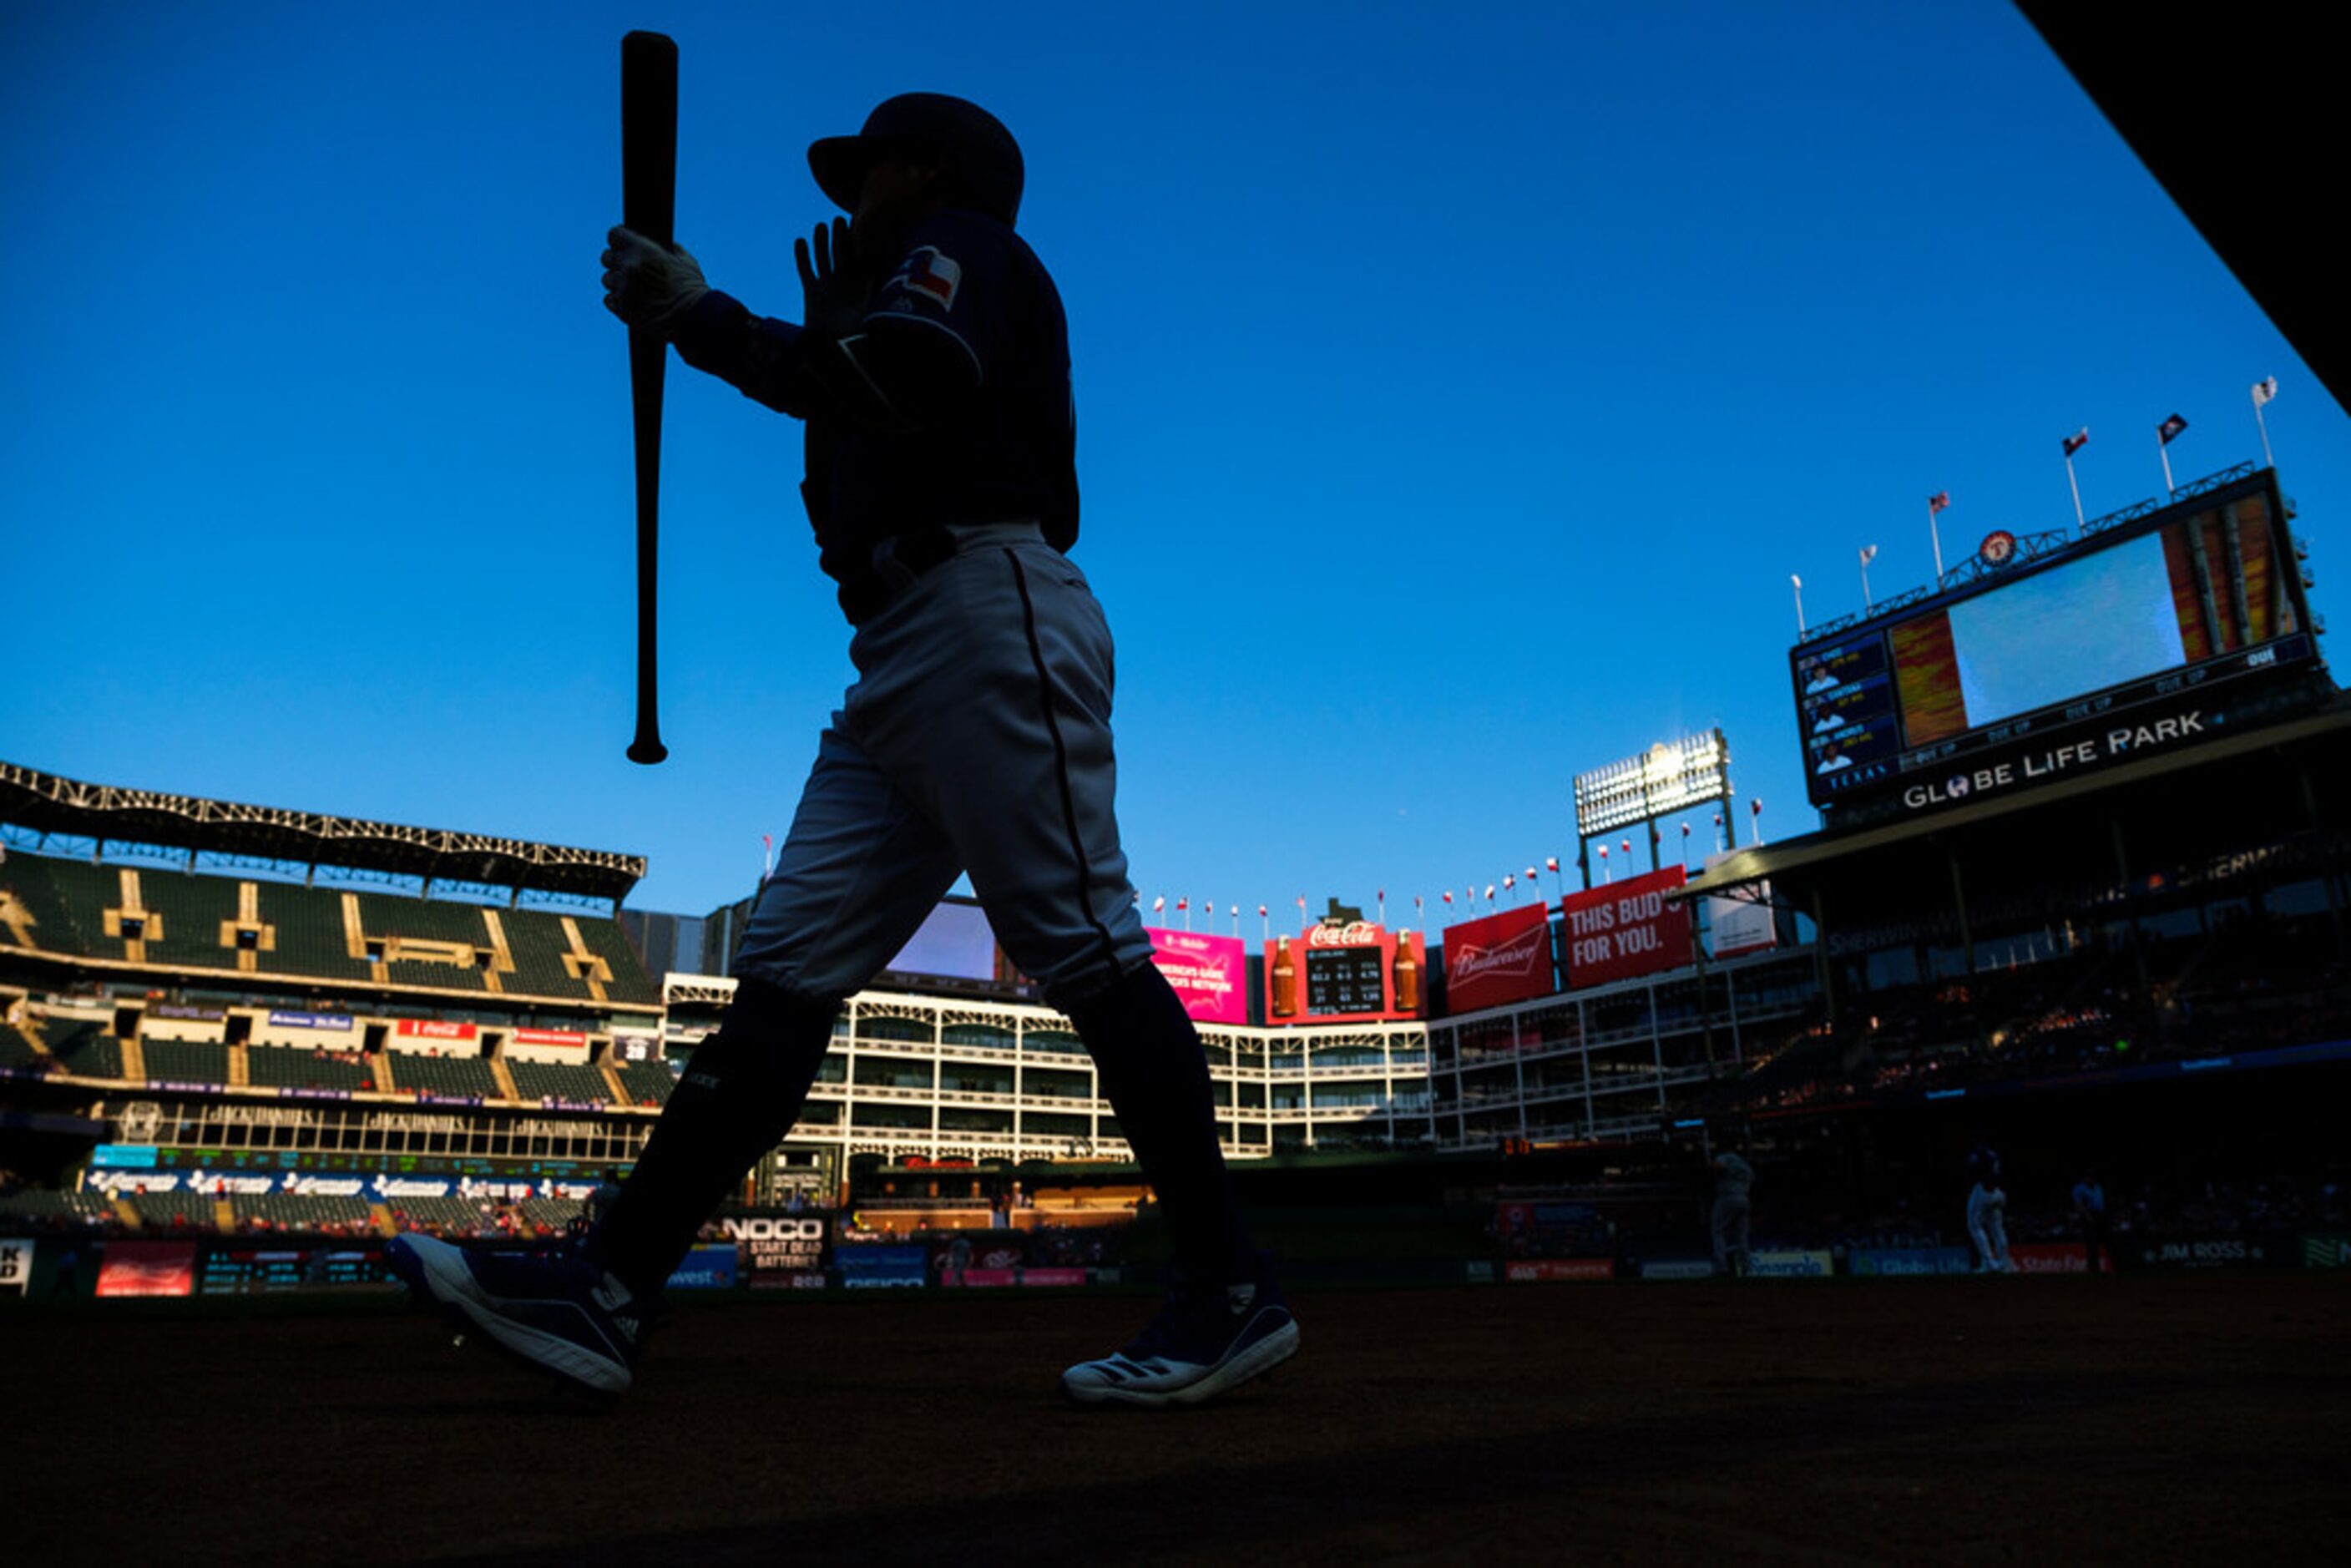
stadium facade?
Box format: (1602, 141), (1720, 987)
(6, 462), (2346, 1247)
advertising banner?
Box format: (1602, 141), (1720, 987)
(1701, 852), (1776, 959)
(2302, 1233), (2351, 1271)
(1638, 1257), (1716, 1281)
(84, 1168), (183, 1194)
(0, 1237), (31, 1293)
(1439, 903), (1555, 1014)
(513, 1029), (587, 1047)
(723, 1214), (830, 1277)
(395, 1019), (478, 1042)
(1148, 928), (1249, 1025)
(96, 1240), (199, 1297)
(1560, 867), (1692, 988)
(665, 1243), (739, 1292)
(1747, 1248), (1835, 1278)
(1263, 920), (1426, 1025)
(1847, 1246), (1973, 1277)
(1504, 1257), (1615, 1282)
(267, 1010), (354, 1032)
(836, 1244), (929, 1288)
(152, 1004), (225, 1022)
(2121, 1234), (2286, 1272)
(942, 1267), (1089, 1288)
(2009, 1242), (2116, 1275)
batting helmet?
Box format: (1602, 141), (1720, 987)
(808, 93), (1024, 228)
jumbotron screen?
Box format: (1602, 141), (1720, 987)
(1793, 468), (2316, 812)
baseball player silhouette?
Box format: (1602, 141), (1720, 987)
(388, 93), (1296, 1408)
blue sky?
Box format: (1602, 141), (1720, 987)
(5, 1), (2340, 932)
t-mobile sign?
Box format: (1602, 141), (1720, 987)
(1149, 928), (1247, 1025)
(1560, 866), (1692, 988)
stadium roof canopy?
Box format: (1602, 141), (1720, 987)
(0, 760), (645, 902)
(1684, 689), (2351, 921)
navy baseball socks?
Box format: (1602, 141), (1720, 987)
(1061, 964), (1299, 1406)
(391, 977), (834, 1399)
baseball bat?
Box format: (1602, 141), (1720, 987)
(622, 29), (677, 766)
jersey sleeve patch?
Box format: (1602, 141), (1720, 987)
(885, 246), (963, 311)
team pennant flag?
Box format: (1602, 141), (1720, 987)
(2158, 412), (2187, 444)
(2064, 427), (2089, 457)
(2252, 377), (2278, 407)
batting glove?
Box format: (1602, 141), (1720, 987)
(602, 225), (709, 333)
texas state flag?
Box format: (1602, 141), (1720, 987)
(893, 245), (963, 310)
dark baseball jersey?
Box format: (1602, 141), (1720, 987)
(671, 207), (1078, 618)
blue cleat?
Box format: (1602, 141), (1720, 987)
(1062, 1260), (1299, 1409)
(385, 1233), (657, 1398)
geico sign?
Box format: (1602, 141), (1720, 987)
(722, 1216), (826, 1242)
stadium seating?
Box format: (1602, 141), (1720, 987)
(123, 1189), (215, 1229)
(0, 854), (101, 956)
(0, 1021), (44, 1070)
(384, 1195), (493, 1234)
(504, 1059), (613, 1105)
(244, 1043), (374, 1091)
(518, 1196), (585, 1233)
(387, 1052), (503, 1100)
(0, 1188), (113, 1227)
(0, 853), (659, 1010)
(44, 1021), (124, 1080)
(614, 1060), (675, 1105)
(124, 867), (244, 973)
(139, 1037), (231, 1087)
(255, 881), (377, 984)
(229, 1192), (374, 1234)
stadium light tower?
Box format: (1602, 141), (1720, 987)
(1571, 730), (1736, 890)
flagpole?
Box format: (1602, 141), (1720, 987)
(1792, 574), (1806, 635)
(1859, 547), (1874, 610)
(2252, 378), (2277, 468)
(1927, 499), (1945, 580)
(2158, 418), (2177, 498)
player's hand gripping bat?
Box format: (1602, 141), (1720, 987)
(622, 30), (677, 765)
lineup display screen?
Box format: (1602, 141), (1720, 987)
(1794, 470), (2314, 809)
(1303, 945), (1386, 1014)
(1262, 922), (1425, 1024)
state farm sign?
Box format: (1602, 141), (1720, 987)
(1560, 867), (1692, 988)
(1439, 903), (1554, 1013)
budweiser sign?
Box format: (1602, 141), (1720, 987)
(1307, 921), (1381, 948)
(1440, 903), (1555, 1013)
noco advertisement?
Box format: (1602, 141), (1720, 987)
(1792, 469), (2316, 817)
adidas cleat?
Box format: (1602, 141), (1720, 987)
(386, 1234), (656, 1398)
(1063, 1262), (1299, 1409)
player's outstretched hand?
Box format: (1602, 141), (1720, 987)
(602, 225), (709, 333)
(796, 217), (871, 341)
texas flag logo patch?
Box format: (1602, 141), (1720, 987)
(889, 246), (963, 311)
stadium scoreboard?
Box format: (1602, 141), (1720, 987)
(1794, 468), (2321, 818)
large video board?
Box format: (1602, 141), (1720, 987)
(1793, 468), (2318, 814)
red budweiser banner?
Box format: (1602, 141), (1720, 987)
(1560, 866), (1692, 988)
(1439, 903), (1554, 1014)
